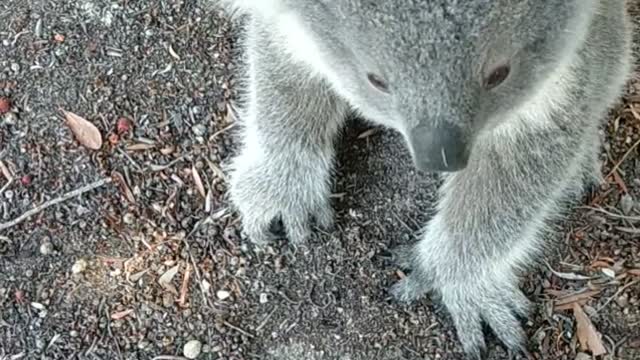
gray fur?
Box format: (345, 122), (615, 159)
(221, 0), (635, 358)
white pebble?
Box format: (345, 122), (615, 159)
(72, 259), (88, 274)
(601, 268), (615, 278)
(183, 340), (202, 359)
(259, 293), (269, 304)
(39, 241), (53, 255)
(216, 290), (230, 300)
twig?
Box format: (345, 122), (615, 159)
(605, 137), (640, 180)
(255, 307), (277, 332)
(223, 320), (255, 338)
(152, 356), (188, 360)
(182, 219), (215, 309)
(0, 178), (112, 232)
(209, 123), (235, 140)
(580, 206), (640, 222)
(0, 178), (13, 197)
(596, 280), (639, 313)
(177, 263), (192, 307)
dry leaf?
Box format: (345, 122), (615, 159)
(159, 264), (180, 288)
(62, 110), (103, 150)
(573, 303), (607, 356)
(111, 309), (134, 320)
(191, 165), (206, 198)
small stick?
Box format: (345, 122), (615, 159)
(580, 206), (640, 222)
(0, 178), (112, 231)
(605, 137), (640, 180)
(177, 263), (192, 308)
(223, 321), (255, 338)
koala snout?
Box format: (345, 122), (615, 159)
(409, 123), (469, 172)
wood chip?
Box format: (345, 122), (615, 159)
(191, 165), (206, 198)
(126, 143), (155, 151)
(111, 309), (134, 320)
(0, 160), (13, 180)
(61, 110), (103, 150)
(358, 128), (379, 139)
(573, 303), (607, 356)
(177, 263), (192, 308)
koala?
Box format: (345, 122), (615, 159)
(220, 0), (635, 358)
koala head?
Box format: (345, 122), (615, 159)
(233, 0), (598, 172)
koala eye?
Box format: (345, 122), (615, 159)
(367, 73), (390, 93)
(483, 64), (511, 90)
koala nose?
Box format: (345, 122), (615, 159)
(409, 123), (469, 172)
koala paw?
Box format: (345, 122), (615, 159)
(388, 244), (531, 359)
(389, 274), (431, 303)
(438, 278), (531, 359)
(228, 157), (334, 247)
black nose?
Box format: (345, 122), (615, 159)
(409, 123), (469, 172)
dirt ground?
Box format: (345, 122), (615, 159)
(1, 1), (639, 360)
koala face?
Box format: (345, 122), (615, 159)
(280, 0), (596, 171)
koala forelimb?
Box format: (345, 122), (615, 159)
(222, 1), (635, 358)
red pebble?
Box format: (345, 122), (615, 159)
(0, 97), (11, 114)
(116, 117), (133, 135)
(20, 175), (32, 186)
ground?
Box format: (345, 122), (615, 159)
(0, 1), (639, 360)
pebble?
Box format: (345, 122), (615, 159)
(575, 353), (591, 360)
(259, 293), (269, 304)
(123, 212), (135, 224)
(216, 290), (230, 300)
(39, 240), (53, 255)
(192, 124), (206, 136)
(601, 268), (615, 278)
(620, 194), (634, 215)
(183, 339), (202, 359)
(616, 293), (629, 308)
(10, 63), (20, 73)
(71, 259), (88, 274)
(3, 112), (18, 125)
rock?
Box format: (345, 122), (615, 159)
(2, 111), (18, 125)
(620, 194), (634, 215)
(183, 339), (202, 359)
(259, 293), (269, 304)
(616, 293), (629, 308)
(216, 290), (230, 300)
(575, 352), (591, 360)
(39, 240), (53, 255)
(71, 259), (88, 274)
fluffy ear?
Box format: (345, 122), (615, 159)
(218, 0), (287, 19)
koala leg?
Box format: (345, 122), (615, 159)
(390, 128), (589, 358)
(228, 21), (347, 246)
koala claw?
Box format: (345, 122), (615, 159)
(389, 273), (431, 303)
(439, 280), (530, 359)
(388, 244), (417, 270)
(239, 202), (334, 247)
